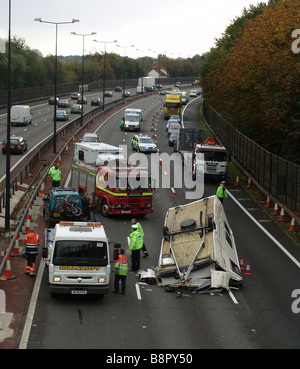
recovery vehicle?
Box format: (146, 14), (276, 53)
(176, 129), (228, 180)
(42, 221), (111, 296)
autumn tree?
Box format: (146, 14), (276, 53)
(200, 0), (300, 164)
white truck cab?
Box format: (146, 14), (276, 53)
(42, 221), (111, 297)
(123, 108), (143, 131)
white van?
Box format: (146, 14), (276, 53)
(124, 108), (143, 122)
(11, 105), (32, 126)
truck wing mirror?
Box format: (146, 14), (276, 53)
(42, 246), (48, 259)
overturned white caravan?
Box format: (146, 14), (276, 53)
(155, 195), (243, 291)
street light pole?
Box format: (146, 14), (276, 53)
(93, 39), (117, 111)
(116, 44), (134, 97)
(5, 0), (11, 230)
(71, 32), (96, 126)
(34, 17), (79, 153)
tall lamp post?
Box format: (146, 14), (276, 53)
(5, 0), (12, 230)
(71, 31), (96, 126)
(34, 17), (79, 153)
(116, 44), (134, 96)
(93, 39), (117, 111)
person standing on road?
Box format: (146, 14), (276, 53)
(216, 181), (227, 203)
(131, 218), (149, 258)
(81, 192), (91, 221)
(48, 163), (55, 181)
(129, 224), (143, 271)
(51, 164), (61, 188)
(120, 117), (125, 131)
(89, 192), (100, 222)
(112, 248), (128, 295)
(24, 228), (40, 277)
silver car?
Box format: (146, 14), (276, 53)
(55, 110), (68, 121)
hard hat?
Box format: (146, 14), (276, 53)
(29, 227), (35, 232)
(132, 224), (138, 229)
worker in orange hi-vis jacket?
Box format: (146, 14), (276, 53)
(24, 228), (41, 277)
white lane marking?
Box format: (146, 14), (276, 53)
(228, 190), (300, 269)
(19, 258), (45, 349)
(135, 282), (142, 300)
(228, 289), (238, 304)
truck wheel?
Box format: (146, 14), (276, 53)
(101, 200), (109, 217)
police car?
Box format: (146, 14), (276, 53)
(131, 135), (157, 153)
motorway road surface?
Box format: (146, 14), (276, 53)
(7, 93), (300, 350)
(0, 88), (138, 181)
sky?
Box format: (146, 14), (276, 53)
(0, 0), (269, 59)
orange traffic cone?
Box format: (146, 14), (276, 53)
(235, 174), (239, 186)
(240, 256), (245, 270)
(244, 262), (251, 276)
(247, 175), (252, 188)
(289, 213), (296, 232)
(171, 187), (176, 197)
(27, 203), (32, 221)
(39, 179), (45, 196)
(24, 214), (31, 233)
(65, 144), (69, 154)
(1, 255), (16, 280)
(72, 136), (75, 145)
(273, 200), (279, 215)
(279, 204), (285, 221)
(57, 153), (62, 166)
(11, 233), (23, 256)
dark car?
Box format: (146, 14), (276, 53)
(145, 86), (154, 92)
(114, 86), (122, 92)
(48, 96), (59, 105)
(58, 99), (70, 108)
(43, 188), (83, 227)
(91, 98), (101, 106)
(2, 136), (28, 154)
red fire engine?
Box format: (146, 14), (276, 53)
(71, 163), (153, 216)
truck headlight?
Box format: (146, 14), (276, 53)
(53, 277), (61, 283)
(98, 277), (106, 283)
(146, 203), (152, 208)
(115, 204), (122, 209)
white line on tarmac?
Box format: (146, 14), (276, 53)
(228, 190), (300, 269)
(19, 258), (45, 349)
(228, 289), (239, 304)
(135, 282), (142, 300)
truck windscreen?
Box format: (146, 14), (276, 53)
(53, 240), (108, 266)
(166, 102), (180, 109)
(116, 175), (152, 190)
(197, 150), (227, 162)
